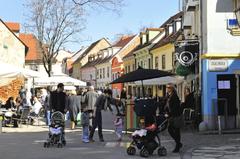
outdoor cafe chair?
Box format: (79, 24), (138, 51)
(12, 107), (31, 127)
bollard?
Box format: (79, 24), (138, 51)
(218, 115), (221, 135)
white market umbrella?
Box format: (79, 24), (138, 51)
(0, 62), (42, 78)
(34, 75), (86, 87)
(0, 62), (43, 86)
(135, 76), (184, 86)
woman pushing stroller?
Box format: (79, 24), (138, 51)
(165, 83), (184, 153)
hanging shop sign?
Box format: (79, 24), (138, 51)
(208, 60), (228, 72)
(175, 41), (199, 67)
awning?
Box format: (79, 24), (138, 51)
(0, 62), (43, 78)
(135, 76), (184, 86)
(0, 62), (44, 86)
(34, 74), (86, 87)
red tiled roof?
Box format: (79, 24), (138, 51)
(19, 34), (43, 61)
(112, 35), (135, 47)
(5, 22), (20, 32)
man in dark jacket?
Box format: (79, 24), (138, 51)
(89, 89), (113, 142)
(49, 83), (67, 113)
(49, 83), (67, 144)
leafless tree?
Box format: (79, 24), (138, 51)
(24, 0), (124, 76)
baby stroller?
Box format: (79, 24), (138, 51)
(127, 99), (168, 157)
(43, 111), (66, 148)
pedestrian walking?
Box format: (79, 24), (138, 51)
(66, 90), (81, 129)
(49, 83), (67, 144)
(120, 87), (127, 114)
(182, 87), (195, 109)
(89, 89), (113, 142)
(165, 83), (183, 153)
(84, 86), (98, 130)
(44, 87), (51, 126)
(114, 113), (123, 142)
(81, 108), (90, 143)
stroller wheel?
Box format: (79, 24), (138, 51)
(127, 146), (136, 155)
(57, 143), (63, 148)
(62, 140), (66, 146)
(140, 148), (149, 158)
(46, 142), (50, 148)
(157, 147), (167, 156)
(43, 142), (47, 148)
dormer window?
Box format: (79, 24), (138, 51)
(175, 18), (182, 31)
(140, 37), (143, 45)
(167, 24), (173, 35)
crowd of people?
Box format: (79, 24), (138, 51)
(0, 82), (196, 153)
(45, 83), (124, 143)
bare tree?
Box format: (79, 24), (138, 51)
(24, 0), (124, 77)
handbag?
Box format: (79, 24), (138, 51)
(76, 112), (81, 125)
(169, 115), (184, 128)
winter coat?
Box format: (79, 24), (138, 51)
(67, 95), (81, 121)
(85, 91), (98, 111)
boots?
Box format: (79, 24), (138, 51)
(172, 143), (182, 153)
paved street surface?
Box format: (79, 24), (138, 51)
(0, 111), (240, 159)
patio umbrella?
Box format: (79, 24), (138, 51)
(34, 74), (86, 87)
(111, 67), (174, 97)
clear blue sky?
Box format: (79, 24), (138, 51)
(0, 0), (179, 52)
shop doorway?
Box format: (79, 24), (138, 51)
(217, 74), (237, 129)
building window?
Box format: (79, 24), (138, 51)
(128, 66), (130, 73)
(141, 61), (143, 68)
(100, 69), (102, 79)
(155, 56), (159, 69)
(97, 69), (99, 79)
(148, 58), (151, 69)
(107, 67), (110, 78)
(125, 66), (127, 73)
(162, 55), (166, 69)
(132, 64), (135, 71)
(103, 68), (105, 78)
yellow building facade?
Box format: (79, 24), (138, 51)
(150, 43), (175, 97)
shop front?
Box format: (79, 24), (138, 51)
(202, 58), (240, 130)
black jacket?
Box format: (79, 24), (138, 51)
(95, 94), (113, 112)
(49, 90), (67, 113)
(184, 92), (195, 109)
(165, 92), (181, 117)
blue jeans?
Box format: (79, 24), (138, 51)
(82, 125), (89, 142)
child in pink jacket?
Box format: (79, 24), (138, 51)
(114, 114), (123, 142)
